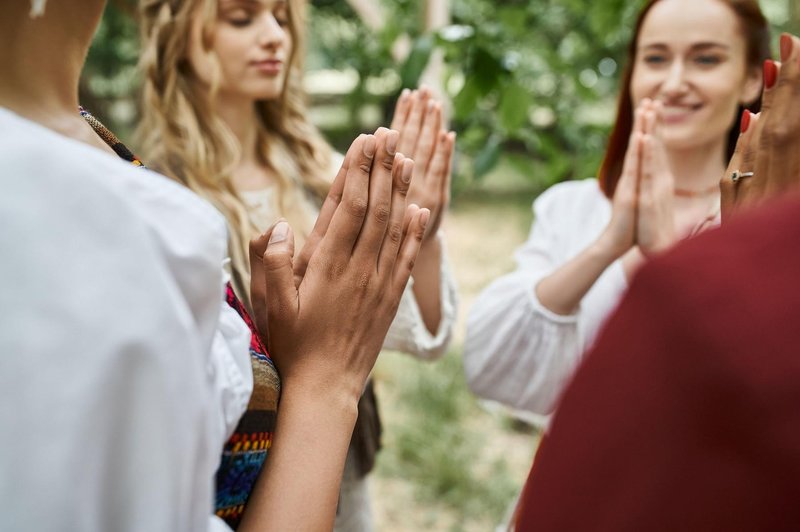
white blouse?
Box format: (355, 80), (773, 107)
(463, 179), (628, 415)
(240, 180), (457, 360)
(0, 109), (252, 532)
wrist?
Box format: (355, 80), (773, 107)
(279, 378), (360, 422)
(591, 233), (627, 265)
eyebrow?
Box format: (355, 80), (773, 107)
(220, 0), (286, 8)
(639, 42), (731, 52)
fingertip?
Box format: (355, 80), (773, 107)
(386, 130), (399, 156)
(268, 220), (290, 246)
(419, 208), (431, 229)
(363, 135), (377, 157)
(401, 158), (414, 184)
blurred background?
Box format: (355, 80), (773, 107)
(83, 1), (796, 529)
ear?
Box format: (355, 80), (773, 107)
(741, 65), (763, 106)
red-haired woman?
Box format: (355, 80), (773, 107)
(464, 0), (770, 417)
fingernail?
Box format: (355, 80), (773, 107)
(386, 131), (398, 155)
(363, 135), (376, 157)
(764, 59), (778, 90)
(740, 109), (751, 134)
(402, 159), (413, 184)
(269, 221), (289, 245)
(419, 208), (431, 229)
(427, 100), (435, 111)
(401, 88), (410, 99)
(781, 34), (793, 62)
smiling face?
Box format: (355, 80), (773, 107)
(630, 0), (761, 150)
(187, 0), (292, 102)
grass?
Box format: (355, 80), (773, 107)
(375, 351), (528, 527)
(370, 193), (544, 531)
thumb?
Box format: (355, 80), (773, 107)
(263, 220), (299, 327)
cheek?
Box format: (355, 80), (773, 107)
(629, 70), (659, 105)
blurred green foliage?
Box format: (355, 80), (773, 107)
(85, 0), (794, 192)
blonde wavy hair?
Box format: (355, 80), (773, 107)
(137, 0), (332, 307)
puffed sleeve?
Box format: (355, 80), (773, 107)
(463, 184), (590, 415)
(381, 232), (458, 360)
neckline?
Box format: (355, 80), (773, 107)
(674, 183), (719, 198)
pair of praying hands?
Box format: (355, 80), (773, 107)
(602, 99), (676, 260)
(721, 33), (800, 221)
(391, 87), (456, 241)
(249, 129), (428, 398)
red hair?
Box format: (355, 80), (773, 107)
(597, 0), (771, 198)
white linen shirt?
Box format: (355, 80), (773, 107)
(0, 109), (252, 532)
(464, 179), (628, 415)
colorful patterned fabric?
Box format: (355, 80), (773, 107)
(80, 107), (281, 529)
(215, 285), (280, 529)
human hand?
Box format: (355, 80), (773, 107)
(721, 33), (800, 223)
(249, 129), (429, 400)
(597, 102), (650, 259)
(391, 87), (456, 241)
(635, 100), (676, 257)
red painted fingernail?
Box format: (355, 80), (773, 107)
(740, 109), (751, 134)
(781, 34), (793, 62)
(764, 60), (778, 90)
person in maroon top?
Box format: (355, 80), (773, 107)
(517, 33), (800, 531)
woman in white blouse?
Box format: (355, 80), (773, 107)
(464, 0), (770, 416)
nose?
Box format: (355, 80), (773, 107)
(256, 14), (287, 49)
(660, 59), (688, 98)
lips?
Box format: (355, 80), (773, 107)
(661, 102), (703, 123)
(251, 59), (284, 75)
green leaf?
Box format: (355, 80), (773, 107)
(400, 34), (435, 88)
(499, 81), (531, 132)
(453, 77), (482, 120)
(473, 135), (502, 178)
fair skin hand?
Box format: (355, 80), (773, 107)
(192, 1), (450, 335)
(721, 34), (800, 221)
(535, 0), (761, 316)
(241, 129), (429, 531)
(536, 102), (673, 315)
(390, 86), (456, 333)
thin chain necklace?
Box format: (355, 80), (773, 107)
(673, 182), (719, 198)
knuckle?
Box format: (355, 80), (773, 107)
(372, 204), (391, 224)
(762, 122), (792, 147)
(386, 223), (403, 245)
(322, 259), (346, 281)
(345, 197), (369, 219)
(380, 156), (395, 173)
(358, 161), (373, 175)
(356, 271), (371, 289)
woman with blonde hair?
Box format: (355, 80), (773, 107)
(137, 0), (457, 529)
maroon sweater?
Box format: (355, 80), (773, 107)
(518, 194), (800, 531)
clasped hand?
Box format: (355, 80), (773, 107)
(248, 128), (429, 401)
(601, 98), (676, 260)
(390, 87), (456, 241)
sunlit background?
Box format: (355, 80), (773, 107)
(82, 1), (797, 529)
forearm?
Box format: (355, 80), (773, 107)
(237, 385), (359, 532)
(411, 236), (442, 334)
(536, 239), (621, 316)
